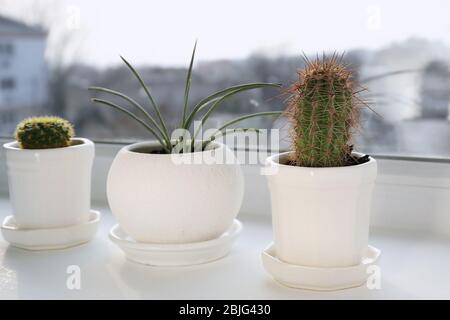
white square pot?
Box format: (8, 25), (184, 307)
(3, 138), (95, 229)
(265, 152), (377, 268)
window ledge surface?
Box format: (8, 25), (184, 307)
(0, 198), (449, 299)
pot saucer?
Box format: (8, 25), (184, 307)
(261, 243), (381, 291)
(1, 210), (101, 251)
(109, 219), (243, 266)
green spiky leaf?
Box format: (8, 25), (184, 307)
(91, 98), (169, 152)
(181, 40), (197, 127)
(120, 56), (171, 144)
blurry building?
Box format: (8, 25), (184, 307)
(0, 15), (48, 134)
(396, 60), (450, 157)
(420, 60), (450, 119)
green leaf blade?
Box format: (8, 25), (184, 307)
(181, 40), (198, 128)
(88, 86), (170, 146)
(90, 98), (170, 152)
(120, 56), (171, 146)
(184, 82), (281, 129)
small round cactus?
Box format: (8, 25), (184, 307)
(15, 116), (75, 149)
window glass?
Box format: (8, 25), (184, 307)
(0, 0), (449, 158)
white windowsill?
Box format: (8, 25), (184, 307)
(0, 198), (449, 299)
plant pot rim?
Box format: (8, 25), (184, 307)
(3, 137), (93, 152)
(266, 151), (376, 170)
(122, 140), (224, 156)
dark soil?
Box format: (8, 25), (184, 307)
(286, 146), (371, 167)
(149, 149), (168, 154)
(343, 153), (371, 166)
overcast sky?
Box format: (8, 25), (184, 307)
(2, 0), (450, 67)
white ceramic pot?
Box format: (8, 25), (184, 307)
(107, 141), (244, 243)
(3, 138), (95, 229)
(265, 152), (377, 268)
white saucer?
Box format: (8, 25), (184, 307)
(262, 243), (381, 291)
(1, 210), (101, 251)
(109, 219), (243, 266)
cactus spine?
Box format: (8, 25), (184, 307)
(288, 54), (361, 167)
(15, 116), (75, 149)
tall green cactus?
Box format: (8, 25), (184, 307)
(15, 116), (75, 149)
(288, 54), (361, 167)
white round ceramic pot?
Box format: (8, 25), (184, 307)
(3, 138), (95, 229)
(107, 141), (244, 244)
(265, 152), (377, 268)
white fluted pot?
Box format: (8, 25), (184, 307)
(3, 138), (95, 229)
(265, 152), (377, 268)
(107, 141), (244, 244)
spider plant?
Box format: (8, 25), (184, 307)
(89, 41), (282, 154)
